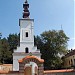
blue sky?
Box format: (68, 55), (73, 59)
(0, 0), (74, 49)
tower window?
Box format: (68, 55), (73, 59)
(25, 47), (29, 53)
(26, 32), (28, 37)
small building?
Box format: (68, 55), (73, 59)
(63, 49), (75, 68)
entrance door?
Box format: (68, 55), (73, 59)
(24, 66), (32, 75)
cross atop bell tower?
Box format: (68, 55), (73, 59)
(23, 0), (30, 18)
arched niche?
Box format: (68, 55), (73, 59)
(18, 55), (44, 75)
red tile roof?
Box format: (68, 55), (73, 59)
(18, 55), (44, 63)
(65, 50), (75, 57)
(44, 69), (75, 73)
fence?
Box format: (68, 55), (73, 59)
(44, 69), (75, 75)
(0, 69), (75, 75)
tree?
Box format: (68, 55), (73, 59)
(35, 30), (69, 70)
(7, 33), (20, 53)
(0, 38), (12, 64)
(0, 33), (19, 64)
(34, 35), (43, 49)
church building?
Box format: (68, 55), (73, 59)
(13, 0), (44, 75)
(0, 0), (75, 75)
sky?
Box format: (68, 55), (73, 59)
(0, 0), (74, 49)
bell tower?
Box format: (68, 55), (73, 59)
(19, 0), (35, 52)
(13, 0), (41, 71)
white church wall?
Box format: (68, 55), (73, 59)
(13, 55), (25, 71)
(14, 43), (37, 52)
(13, 6), (41, 71)
(13, 19), (36, 53)
(20, 19), (34, 43)
(13, 53), (41, 71)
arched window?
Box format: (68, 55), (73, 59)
(25, 47), (29, 53)
(26, 32), (28, 37)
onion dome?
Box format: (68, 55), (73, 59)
(23, 0), (30, 18)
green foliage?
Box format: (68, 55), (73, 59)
(8, 33), (20, 53)
(0, 30), (69, 69)
(0, 38), (12, 64)
(0, 33), (19, 64)
(35, 30), (69, 70)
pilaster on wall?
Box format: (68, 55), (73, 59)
(19, 63), (24, 73)
(38, 64), (44, 75)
